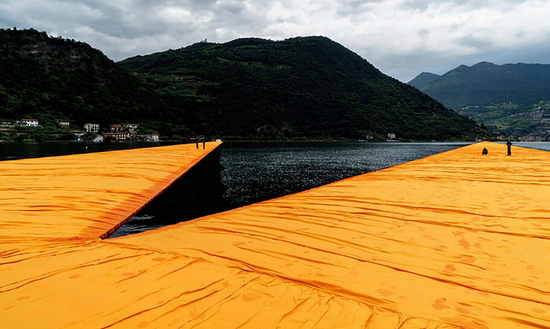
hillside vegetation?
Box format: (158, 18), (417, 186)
(0, 28), (186, 140)
(409, 62), (550, 139)
(1, 28), (488, 141)
(119, 37), (489, 140)
(408, 72), (440, 90)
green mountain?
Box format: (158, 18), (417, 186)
(0, 28), (186, 139)
(119, 37), (487, 140)
(408, 62), (550, 139)
(1, 28), (488, 141)
(408, 72), (440, 89)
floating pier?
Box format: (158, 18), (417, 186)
(1, 141), (550, 328)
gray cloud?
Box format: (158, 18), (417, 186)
(455, 36), (494, 51)
(336, 0), (385, 16)
(417, 28), (430, 38)
(402, 0), (433, 12)
(1, 0), (550, 82)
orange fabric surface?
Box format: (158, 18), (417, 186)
(2, 142), (550, 328)
(0, 142), (221, 242)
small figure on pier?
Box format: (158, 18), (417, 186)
(196, 135), (205, 149)
(506, 140), (512, 156)
(482, 147), (488, 155)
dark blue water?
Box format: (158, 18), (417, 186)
(3, 141), (550, 237)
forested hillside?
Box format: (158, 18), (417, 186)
(1, 28), (489, 141)
(0, 28), (186, 139)
(119, 37), (488, 140)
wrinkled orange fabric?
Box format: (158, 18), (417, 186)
(1, 142), (549, 328)
(0, 142), (221, 241)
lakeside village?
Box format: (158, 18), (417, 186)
(0, 118), (160, 143)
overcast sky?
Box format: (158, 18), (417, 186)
(1, 0), (549, 82)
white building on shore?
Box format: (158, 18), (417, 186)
(19, 118), (39, 127)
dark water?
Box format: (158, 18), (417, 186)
(3, 141), (550, 237)
(112, 142), (474, 237)
(0, 141), (169, 161)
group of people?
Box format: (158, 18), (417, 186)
(482, 141), (512, 156)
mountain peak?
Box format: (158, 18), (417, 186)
(407, 72), (441, 89)
(119, 35), (483, 140)
(471, 61), (496, 69)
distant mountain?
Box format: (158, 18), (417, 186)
(119, 36), (487, 141)
(408, 62), (550, 139)
(409, 62), (550, 109)
(408, 72), (440, 89)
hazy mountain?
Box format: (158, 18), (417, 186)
(409, 61), (550, 110)
(408, 62), (550, 139)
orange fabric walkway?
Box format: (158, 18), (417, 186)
(0, 142), (221, 241)
(1, 142), (550, 328)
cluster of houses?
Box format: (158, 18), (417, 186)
(15, 118), (159, 142)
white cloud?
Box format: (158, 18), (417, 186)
(1, 0), (550, 81)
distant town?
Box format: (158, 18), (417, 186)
(0, 118), (160, 142)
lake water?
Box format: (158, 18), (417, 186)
(116, 141), (473, 236)
(2, 141), (549, 237)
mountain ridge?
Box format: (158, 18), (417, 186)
(1, 28), (488, 141)
(408, 62), (550, 139)
(407, 72), (440, 89)
(119, 36), (487, 140)
(0, 27), (184, 139)
(409, 61), (550, 109)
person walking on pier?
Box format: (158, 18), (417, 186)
(506, 140), (512, 156)
(196, 135), (205, 149)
